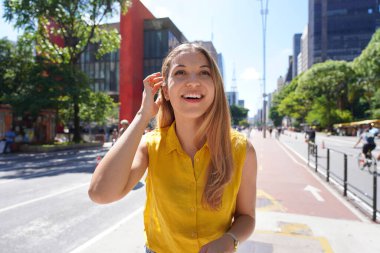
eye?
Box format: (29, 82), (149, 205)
(174, 70), (185, 76)
(200, 70), (210, 76)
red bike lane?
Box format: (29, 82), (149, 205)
(251, 131), (360, 221)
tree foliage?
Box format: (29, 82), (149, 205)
(3, 0), (130, 142)
(352, 29), (380, 118)
(230, 105), (249, 126)
(269, 29), (380, 130)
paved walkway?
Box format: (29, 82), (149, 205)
(72, 130), (380, 253)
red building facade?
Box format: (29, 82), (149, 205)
(119, 0), (155, 122)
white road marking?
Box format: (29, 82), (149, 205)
(304, 184), (325, 202)
(277, 139), (369, 222)
(69, 206), (144, 253)
(0, 183), (89, 214)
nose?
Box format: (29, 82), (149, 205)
(185, 74), (200, 87)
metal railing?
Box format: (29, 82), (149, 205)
(307, 143), (378, 222)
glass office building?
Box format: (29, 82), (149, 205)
(79, 18), (187, 103)
(79, 23), (120, 101)
(308, 0), (380, 67)
(143, 18), (187, 78)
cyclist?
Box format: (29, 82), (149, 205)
(305, 127), (316, 144)
(354, 124), (377, 160)
(305, 127), (316, 155)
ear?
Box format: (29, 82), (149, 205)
(162, 84), (170, 101)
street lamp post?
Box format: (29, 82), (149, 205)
(258, 0), (268, 138)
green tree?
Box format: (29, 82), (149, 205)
(297, 60), (355, 128)
(0, 36), (59, 116)
(3, 0), (130, 142)
(305, 96), (352, 129)
(277, 91), (310, 128)
(270, 75), (302, 127)
(352, 28), (380, 118)
(230, 105), (249, 126)
(80, 91), (119, 126)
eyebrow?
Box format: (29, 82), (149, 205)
(173, 64), (210, 68)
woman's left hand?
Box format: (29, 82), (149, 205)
(199, 234), (235, 253)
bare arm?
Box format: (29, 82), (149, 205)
(88, 73), (163, 204)
(353, 136), (362, 148)
(227, 140), (257, 242)
(199, 140), (257, 253)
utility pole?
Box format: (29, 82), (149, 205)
(258, 0), (268, 138)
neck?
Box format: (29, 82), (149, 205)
(175, 117), (206, 159)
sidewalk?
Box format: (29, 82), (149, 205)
(73, 130), (380, 253)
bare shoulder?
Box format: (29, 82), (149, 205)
(243, 138), (257, 174)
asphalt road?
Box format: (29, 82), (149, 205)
(0, 147), (146, 253)
(0, 133), (378, 253)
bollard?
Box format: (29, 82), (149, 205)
(343, 154), (347, 197)
(373, 170), (377, 221)
(326, 149), (330, 182)
(315, 144), (318, 173)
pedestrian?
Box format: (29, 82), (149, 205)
(118, 119), (130, 138)
(89, 43), (257, 253)
(111, 128), (118, 146)
(3, 127), (16, 153)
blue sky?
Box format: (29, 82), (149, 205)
(0, 0), (308, 117)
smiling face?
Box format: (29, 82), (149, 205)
(162, 50), (215, 121)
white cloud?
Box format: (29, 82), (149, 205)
(240, 67), (260, 81)
(141, 0), (171, 18)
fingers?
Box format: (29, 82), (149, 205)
(144, 72), (163, 95)
(144, 72), (162, 87)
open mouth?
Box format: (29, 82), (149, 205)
(181, 94), (204, 100)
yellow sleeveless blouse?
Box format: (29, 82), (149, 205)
(144, 123), (247, 253)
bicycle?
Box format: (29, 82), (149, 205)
(306, 138), (317, 156)
(357, 150), (378, 174)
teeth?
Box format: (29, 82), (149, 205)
(183, 94), (201, 99)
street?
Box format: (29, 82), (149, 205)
(0, 132), (379, 253)
(278, 130), (380, 213)
(0, 147), (146, 253)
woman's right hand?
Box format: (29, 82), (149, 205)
(140, 72), (163, 120)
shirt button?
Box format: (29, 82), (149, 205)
(192, 232), (197, 238)
(195, 158), (199, 162)
(190, 207), (195, 212)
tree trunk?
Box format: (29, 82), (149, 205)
(73, 94), (81, 143)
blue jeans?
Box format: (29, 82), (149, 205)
(145, 246), (155, 253)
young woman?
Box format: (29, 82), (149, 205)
(88, 43), (257, 253)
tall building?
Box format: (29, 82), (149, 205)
(298, 25), (309, 74)
(143, 18), (187, 78)
(79, 0), (187, 121)
(217, 53), (225, 82)
(292, 33), (302, 78)
(79, 23), (121, 101)
(193, 41), (225, 83)
(226, 65), (240, 106)
(308, 0), (380, 67)
(80, 0), (224, 123)
(284, 55), (293, 83)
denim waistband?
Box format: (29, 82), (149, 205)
(145, 245), (155, 253)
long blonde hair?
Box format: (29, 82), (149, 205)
(157, 43), (233, 210)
